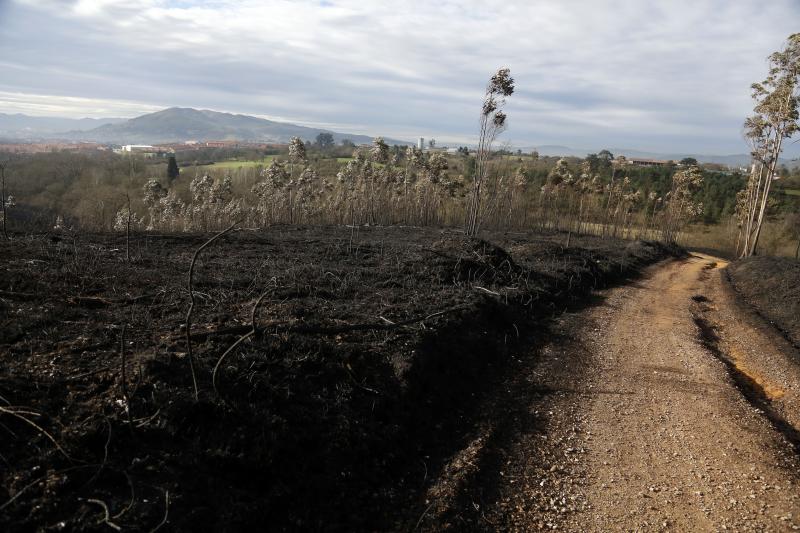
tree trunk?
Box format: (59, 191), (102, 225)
(1, 164), (7, 240)
(749, 133), (785, 256)
(125, 192), (131, 262)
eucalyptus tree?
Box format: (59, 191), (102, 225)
(417, 151), (449, 225)
(0, 160), (8, 239)
(545, 158), (573, 230)
(295, 166), (318, 223)
(288, 136), (307, 180)
(370, 137), (390, 164)
(465, 68), (514, 236)
(142, 179), (168, 230)
(362, 137), (391, 223)
(252, 160), (290, 226)
(661, 165), (704, 243)
(739, 33), (800, 256)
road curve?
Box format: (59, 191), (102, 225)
(415, 254), (800, 532)
(561, 254), (800, 531)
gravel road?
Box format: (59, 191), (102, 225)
(422, 254), (800, 531)
(561, 254), (800, 531)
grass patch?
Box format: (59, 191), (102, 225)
(207, 157), (275, 169)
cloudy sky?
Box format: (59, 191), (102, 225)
(0, 0), (798, 155)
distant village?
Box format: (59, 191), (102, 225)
(0, 140), (287, 156)
(0, 138), (749, 173)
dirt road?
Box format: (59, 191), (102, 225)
(562, 253), (800, 531)
(421, 254), (800, 531)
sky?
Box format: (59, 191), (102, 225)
(0, 0), (799, 156)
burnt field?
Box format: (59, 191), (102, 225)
(0, 226), (680, 531)
(727, 256), (800, 349)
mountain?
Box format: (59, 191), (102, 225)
(66, 107), (411, 145)
(0, 113), (125, 139)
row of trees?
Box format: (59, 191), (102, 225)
(1, 137), (773, 252)
(114, 141), (707, 249)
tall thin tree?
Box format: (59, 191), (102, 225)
(465, 68), (514, 236)
(739, 33), (800, 256)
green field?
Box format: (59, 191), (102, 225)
(186, 156), (381, 172)
(205, 157), (275, 169)
(782, 188), (800, 196)
(204, 156), (354, 168)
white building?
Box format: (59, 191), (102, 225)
(121, 144), (154, 152)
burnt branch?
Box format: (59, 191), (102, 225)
(185, 222), (238, 400)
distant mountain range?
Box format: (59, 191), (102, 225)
(2, 108), (798, 167)
(0, 113), (126, 138)
(0, 107), (411, 146)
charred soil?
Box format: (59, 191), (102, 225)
(727, 256), (800, 350)
(0, 226), (679, 531)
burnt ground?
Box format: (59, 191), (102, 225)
(0, 225), (680, 532)
(727, 256), (800, 349)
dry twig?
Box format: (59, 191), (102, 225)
(183, 305), (467, 343)
(112, 471), (136, 519)
(85, 417), (112, 487)
(148, 490), (170, 533)
(0, 406), (72, 461)
(0, 477), (41, 512)
(87, 498), (122, 531)
(185, 222), (238, 400)
(212, 291), (269, 395)
(119, 325), (134, 430)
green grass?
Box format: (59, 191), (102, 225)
(206, 157), (275, 169)
(781, 188), (800, 196)
(186, 156), (379, 173)
(200, 156), (356, 169)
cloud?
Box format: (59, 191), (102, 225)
(1, 0), (799, 154)
(0, 90), (162, 117)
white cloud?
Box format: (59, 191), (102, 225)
(0, 90), (162, 117)
(1, 0), (799, 153)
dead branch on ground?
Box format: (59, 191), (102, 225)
(119, 325), (134, 430)
(185, 222), (238, 400)
(0, 406), (72, 461)
(212, 291), (269, 396)
(182, 305), (468, 344)
(149, 490), (170, 533)
(86, 498), (122, 531)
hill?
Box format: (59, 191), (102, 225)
(0, 113), (125, 139)
(66, 107), (411, 145)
